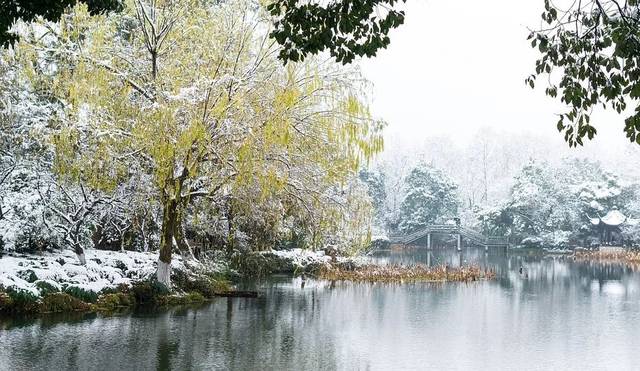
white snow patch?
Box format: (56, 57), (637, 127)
(266, 248), (332, 268)
(0, 249), (188, 296)
(372, 235), (390, 242)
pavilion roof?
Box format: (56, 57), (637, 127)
(590, 209), (627, 227)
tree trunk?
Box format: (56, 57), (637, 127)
(157, 198), (179, 288)
(226, 204), (235, 256)
(174, 208), (196, 261)
(74, 245), (86, 265)
(141, 222), (149, 252)
(175, 223), (196, 261)
(120, 231), (126, 252)
(151, 50), (158, 80)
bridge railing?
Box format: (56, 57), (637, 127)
(389, 224), (458, 244)
(486, 236), (509, 245)
(389, 224), (509, 247)
(458, 227), (487, 244)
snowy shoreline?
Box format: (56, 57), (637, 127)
(0, 248), (362, 299)
(0, 250), (187, 297)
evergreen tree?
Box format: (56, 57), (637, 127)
(359, 169), (387, 224)
(397, 163), (459, 233)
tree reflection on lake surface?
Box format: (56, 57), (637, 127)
(2, 248), (640, 370)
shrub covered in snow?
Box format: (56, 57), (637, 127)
(231, 249), (328, 277)
(521, 231), (572, 248)
(230, 248), (366, 277)
(0, 246), (233, 315)
(370, 235), (390, 249)
(0, 287), (39, 313)
(0, 250), (188, 297)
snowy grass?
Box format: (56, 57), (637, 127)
(0, 250), (187, 296)
(260, 248), (369, 272)
(265, 248), (332, 268)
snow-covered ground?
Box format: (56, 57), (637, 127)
(265, 249), (332, 267)
(0, 250), (186, 296)
(263, 248), (367, 271)
(0, 248), (364, 297)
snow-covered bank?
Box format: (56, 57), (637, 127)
(0, 248), (362, 298)
(0, 246), (375, 299)
(248, 248), (367, 276)
(0, 250), (194, 297)
(264, 249), (332, 269)
(1, 249), (234, 315)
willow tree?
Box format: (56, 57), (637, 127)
(20, 0), (382, 286)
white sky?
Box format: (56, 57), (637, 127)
(357, 0), (636, 152)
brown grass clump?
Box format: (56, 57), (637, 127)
(573, 250), (640, 267)
(317, 264), (495, 283)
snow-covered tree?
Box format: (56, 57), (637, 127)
(477, 158), (639, 247)
(0, 33), (62, 253)
(39, 179), (112, 264)
(15, 0), (383, 286)
(359, 168), (387, 225)
(508, 160), (559, 235)
(397, 163), (459, 233)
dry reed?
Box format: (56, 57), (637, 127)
(317, 263), (495, 283)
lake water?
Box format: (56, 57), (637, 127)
(2, 247), (640, 370)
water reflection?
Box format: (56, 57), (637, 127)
(2, 248), (640, 370)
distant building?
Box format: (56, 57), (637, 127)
(589, 208), (635, 245)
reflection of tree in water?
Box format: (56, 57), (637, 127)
(374, 248), (640, 302)
(0, 294), (342, 370)
(491, 253), (640, 305)
(176, 281), (342, 370)
(4, 251), (640, 369)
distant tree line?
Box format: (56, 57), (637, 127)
(362, 153), (640, 248)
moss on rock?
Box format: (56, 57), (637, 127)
(185, 292), (206, 303)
